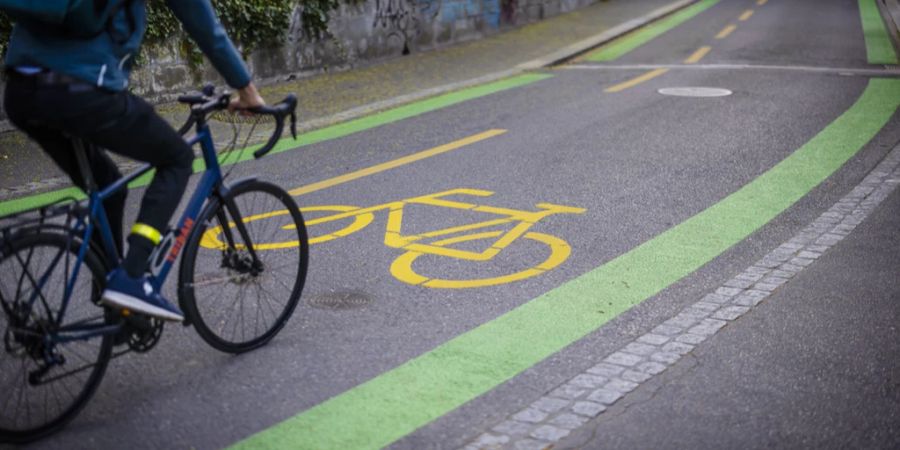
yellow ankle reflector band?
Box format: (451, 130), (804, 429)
(131, 223), (162, 245)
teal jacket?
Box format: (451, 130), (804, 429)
(5, 0), (251, 91)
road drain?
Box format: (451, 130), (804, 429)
(658, 87), (733, 97)
(308, 290), (372, 310)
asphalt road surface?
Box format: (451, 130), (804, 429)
(4, 0), (899, 448)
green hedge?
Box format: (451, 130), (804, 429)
(0, 0), (348, 62)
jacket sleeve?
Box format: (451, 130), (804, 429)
(165, 0), (252, 89)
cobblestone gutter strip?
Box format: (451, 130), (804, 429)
(462, 146), (900, 450)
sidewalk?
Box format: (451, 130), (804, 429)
(0, 0), (686, 202)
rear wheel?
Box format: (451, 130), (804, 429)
(0, 232), (113, 443)
(179, 180), (308, 353)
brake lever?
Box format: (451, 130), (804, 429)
(290, 110), (297, 139)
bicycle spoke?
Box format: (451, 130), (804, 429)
(268, 273), (295, 302)
(237, 282), (250, 343)
(255, 283), (284, 322)
(16, 362), (28, 428)
(41, 383), (50, 429)
(0, 362), (21, 414)
(185, 273), (242, 288)
(0, 232), (112, 438)
(63, 343), (99, 368)
(259, 278), (288, 309)
(220, 282), (247, 340)
(13, 238), (37, 304)
(16, 244), (64, 325)
(239, 287), (246, 343)
(49, 381), (64, 424)
(252, 283), (263, 337)
(183, 181), (305, 352)
(259, 260), (297, 282)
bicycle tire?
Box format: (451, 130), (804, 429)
(179, 180), (308, 354)
(0, 232), (114, 443)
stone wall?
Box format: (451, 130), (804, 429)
(0, 0), (595, 125)
(133, 0), (597, 101)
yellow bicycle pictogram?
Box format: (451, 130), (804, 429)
(200, 188), (586, 288)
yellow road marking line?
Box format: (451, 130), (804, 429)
(389, 230), (572, 289)
(716, 24), (737, 39)
(416, 218), (513, 239)
(756, 0), (767, 5)
(684, 46), (712, 64)
(739, 9), (754, 21)
(287, 129), (507, 196)
(604, 68), (670, 93)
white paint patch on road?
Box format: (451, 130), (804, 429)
(658, 87), (733, 97)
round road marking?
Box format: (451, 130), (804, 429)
(658, 87), (733, 97)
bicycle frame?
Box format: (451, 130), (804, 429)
(40, 118), (238, 342)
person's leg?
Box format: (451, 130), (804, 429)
(4, 78), (127, 256)
(5, 76), (191, 320)
(73, 93), (194, 278)
(9, 81), (193, 277)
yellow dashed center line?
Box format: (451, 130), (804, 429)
(685, 46), (712, 64)
(604, 68), (670, 93)
(600, 2), (763, 94)
(716, 24), (737, 39)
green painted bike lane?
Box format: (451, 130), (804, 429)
(231, 77), (900, 449)
(1, 0), (896, 447)
(4, 0), (888, 217)
(586, 0), (721, 62)
(860, 0), (899, 65)
(229, 0), (900, 447)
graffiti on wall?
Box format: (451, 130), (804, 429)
(436, 0), (501, 27)
(501, 0), (517, 23)
(373, 0), (507, 55)
(128, 0), (581, 100)
(418, 0), (444, 22)
(373, 0), (420, 54)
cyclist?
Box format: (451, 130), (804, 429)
(3, 0), (265, 322)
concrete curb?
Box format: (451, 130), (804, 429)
(879, 0), (900, 52)
(516, 0), (696, 69)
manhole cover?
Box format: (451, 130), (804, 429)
(308, 290), (372, 310)
(658, 87), (733, 97)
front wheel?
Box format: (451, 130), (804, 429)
(179, 180), (308, 353)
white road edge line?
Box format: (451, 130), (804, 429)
(563, 63), (900, 76)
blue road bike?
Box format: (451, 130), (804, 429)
(0, 86), (309, 443)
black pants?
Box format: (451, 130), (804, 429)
(4, 73), (193, 260)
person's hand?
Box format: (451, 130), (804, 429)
(229, 82), (265, 113)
